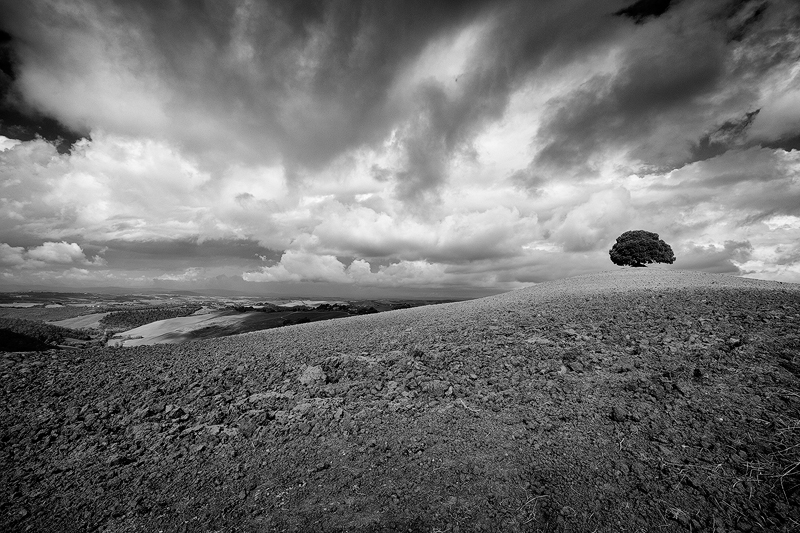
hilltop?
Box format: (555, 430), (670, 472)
(1, 269), (799, 532)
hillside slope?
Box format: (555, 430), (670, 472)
(2, 269), (799, 532)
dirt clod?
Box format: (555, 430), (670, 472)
(299, 365), (326, 386)
(610, 405), (628, 422)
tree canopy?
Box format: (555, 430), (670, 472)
(609, 230), (675, 267)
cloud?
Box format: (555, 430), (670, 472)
(155, 267), (206, 282)
(533, 8), (725, 176)
(0, 1), (798, 292)
(0, 28), (88, 153)
(1, 132), (798, 291)
(676, 240), (754, 274)
(0, 0), (631, 199)
(0, 243), (25, 266)
(550, 188), (633, 252)
(0, 0), (494, 174)
(646, 147), (800, 225)
(748, 88), (800, 147)
(385, 0), (631, 202)
(0, 135), (21, 151)
(687, 110), (760, 163)
(244, 250), (350, 284)
(97, 238), (280, 270)
(244, 251), (461, 288)
(0, 133), (247, 244)
(311, 204), (538, 263)
(614, 0), (677, 24)
(0, 241), (105, 269)
(528, 0), (800, 180)
(26, 241), (93, 264)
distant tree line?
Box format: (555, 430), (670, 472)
(282, 316), (312, 326)
(233, 303), (283, 312)
(235, 303), (378, 315)
(99, 306), (203, 330)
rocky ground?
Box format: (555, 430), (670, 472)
(1, 269), (799, 532)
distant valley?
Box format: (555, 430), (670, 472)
(0, 291), (458, 351)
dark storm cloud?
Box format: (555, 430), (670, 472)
(0, 29), (87, 153)
(726, 0), (768, 42)
(529, 0), (800, 180)
(391, 0), (628, 201)
(167, 0), (627, 201)
(0, 0), (493, 171)
(134, 0), (626, 202)
(2, 0), (795, 187)
(392, 80), (505, 203)
(614, 0), (677, 23)
(98, 238), (281, 270)
(678, 240), (753, 274)
(0, 0), (630, 199)
(763, 132), (800, 152)
(532, 18), (726, 176)
(687, 110), (760, 164)
(1, 0), (798, 289)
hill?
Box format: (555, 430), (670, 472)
(105, 308), (351, 347)
(1, 269), (799, 532)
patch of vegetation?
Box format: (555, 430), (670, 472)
(235, 304), (282, 312)
(0, 330), (54, 352)
(99, 306), (203, 330)
(0, 317), (91, 351)
(273, 310), (348, 328)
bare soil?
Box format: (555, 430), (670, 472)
(1, 270), (799, 532)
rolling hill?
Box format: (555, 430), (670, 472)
(1, 269), (799, 532)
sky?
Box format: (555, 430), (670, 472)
(0, 0), (799, 297)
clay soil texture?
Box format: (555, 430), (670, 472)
(1, 270), (799, 532)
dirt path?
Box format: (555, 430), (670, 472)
(1, 269), (798, 532)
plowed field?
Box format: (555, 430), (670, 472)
(2, 269), (799, 532)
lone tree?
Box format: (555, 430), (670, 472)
(609, 230), (675, 267)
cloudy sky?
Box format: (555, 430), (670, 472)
(1, 0), (799, 297)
